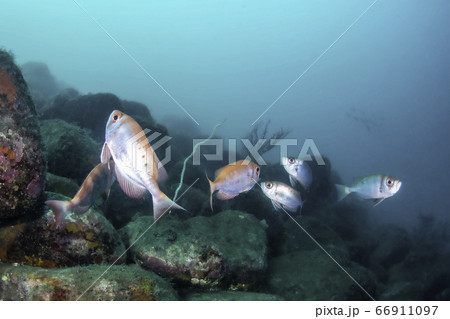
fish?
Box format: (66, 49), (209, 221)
(100, 110), (185, 220)
(282, 156), (312, 189)
(335, 174), (402, 206)
(45, 160), (116, 229)
(206, 160), (260, 210)
(261, 181), (303, 213)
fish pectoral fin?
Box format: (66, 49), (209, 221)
(289, 175), (298, 187)
(101, 143), (112, 163)
(373, 198), (385, 207)
(282, 204), (298, 213)
(216, 190), (238, 201)
(271, 200), (282, 211)
(115, 165), (147, 199)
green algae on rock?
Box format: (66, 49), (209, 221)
(121, 210), (267, 289)
(0, 49), (46, 221)
(0, 263), (177, 300)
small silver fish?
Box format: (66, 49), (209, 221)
(101, 110), (185, 220)
(206, 160), (260, 210)
(335, 174), (402, 206)
(46, 160), (115, 229)
(261, 181), (303, 213)
(282, 156), (312, 189)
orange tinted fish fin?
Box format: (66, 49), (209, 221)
(206, 172), (215, 211)
(101, 143), (111, 163)
(45, 200), (71, 230)
(216, 190), (238, 201)
(115, 165), (147, 199)
(153, 193), (186, 221)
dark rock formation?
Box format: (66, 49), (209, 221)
(40, 119), (101, 184)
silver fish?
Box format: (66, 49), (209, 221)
(335, 174), (402, 206)
(206, 160), (260, 210)
(282, 156), (312, 189)
(261, 181), (303, 213)
(46, 160), (115, 229)
(101, 110), (185, 220)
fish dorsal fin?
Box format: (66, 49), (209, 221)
(373, 198), (385, 207)
(214, 166), (227, 179)
(101, 143), (111, 163)
(216, 190), (238, 201)
(115, 165), (147, 199)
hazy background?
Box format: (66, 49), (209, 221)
(1, 0), (449, 227)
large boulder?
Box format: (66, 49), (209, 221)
(0, 49), (46, 221)
(40, 119), (101, 184)
(121, 210), (267, 289)
(0, 193), (125, 268)
(41, 92), (166, 142)
(267, 250), (377, 300)
(0, 263), (178, 300)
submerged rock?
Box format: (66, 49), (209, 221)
(185, 290), (284, 301)
(45, 173), (80, 198)
(0, 194), (125, 268)
(268, 250), (377, 300)
(40, 119), (101, 184)
(0, 263), (177, 300)
(121, 210), (267, 288)
(0, 50), (46, 222)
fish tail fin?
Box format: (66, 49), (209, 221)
(153, 192), (186, 221)
(206, 172), (215, 211)
(335, 184), (351, 201)
(45, 200), (71, 229)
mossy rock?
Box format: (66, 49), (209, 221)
(121, 210), (267, 289)
(40, 119), (101, 184)
(185, 290), (284, 301)
(0, 193), (125, 267)
(0, 263), (177, 300)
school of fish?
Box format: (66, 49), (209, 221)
(46, 111), (402, 226)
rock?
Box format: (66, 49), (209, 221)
(40, 119), (101, 184)
(45, 173), (79, 198)
(41, 92), (166, 142)
(0, 263), (177, 300)
(185, 290), (284, 301)
(370, 224), (411, 270)
(21, 62), (61, 109)
(0, 49), (46, 221)
(121, 210), (267, 288)
(378, 281), (425, 301)
(0, 194), (125, 267)
(268, 250), (377, 300)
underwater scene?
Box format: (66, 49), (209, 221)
(0, 0), (449, 301)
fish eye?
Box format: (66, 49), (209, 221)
(256, 167), (260, 174)
(386, 178), (393, 187)
(288, 158), (295, 164)
(266, 182), (273, 189)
